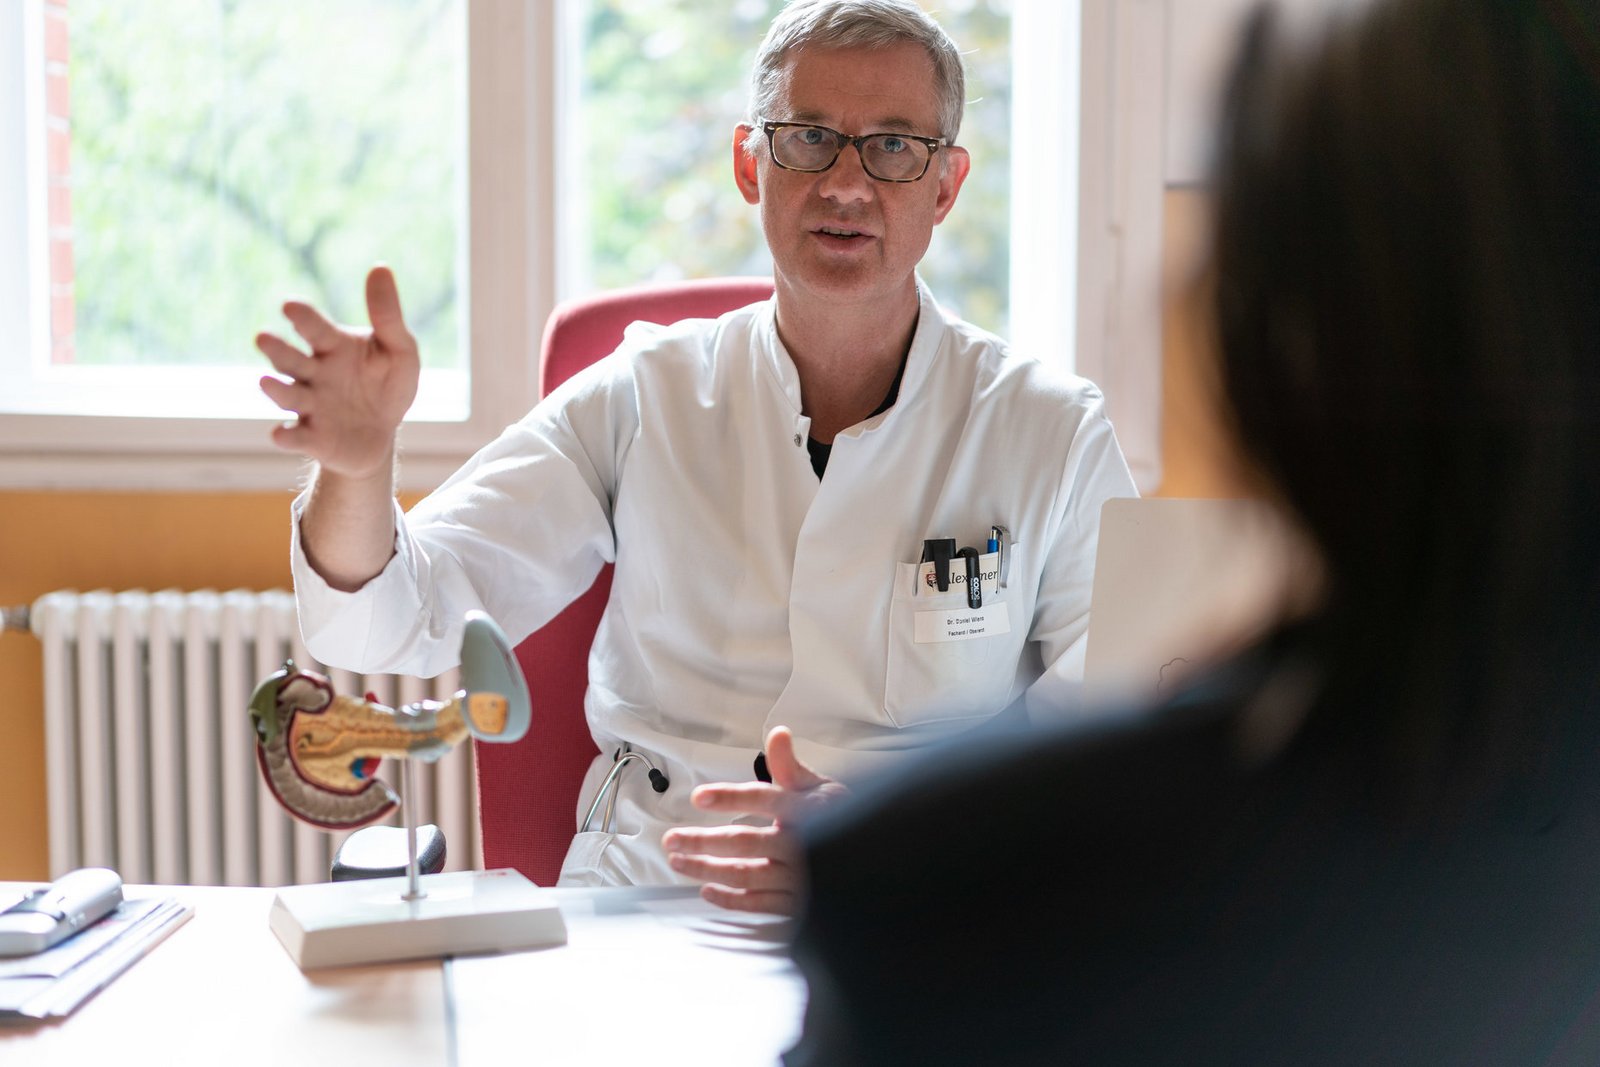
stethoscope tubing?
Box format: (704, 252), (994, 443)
(578, 746), (770, 836)
(580, 747), (669, 835)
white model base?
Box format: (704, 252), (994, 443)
(268, 868), (567, 970)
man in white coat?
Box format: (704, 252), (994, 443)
(255, 0), (1136, 912)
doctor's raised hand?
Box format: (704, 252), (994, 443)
(663, 726), (849, 915)
(255, 266), (419, 590)
(256, 266), (419, 477)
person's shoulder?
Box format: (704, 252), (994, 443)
(893, 693), (1245, 821)
(610, 299), (767, 379)
(935, 311), (1110, 416)
(806, 638), (1306, 873)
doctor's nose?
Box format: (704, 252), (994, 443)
(817, 144), (875, 204)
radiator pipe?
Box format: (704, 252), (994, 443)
(1, 605), (28, 632)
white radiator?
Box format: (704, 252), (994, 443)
(30, 589), (481, 887)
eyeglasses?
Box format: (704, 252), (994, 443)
(759, 120), (946, 183)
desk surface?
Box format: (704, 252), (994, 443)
(0, 883), (449, 1067)
(452, 886), (804, 1066)
(0, 882), (804, 1067)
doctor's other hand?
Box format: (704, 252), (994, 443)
(662, 725), (849, 915)
(255, 265), (420, 479)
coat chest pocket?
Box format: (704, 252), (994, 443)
(882, 550), (1021, 728)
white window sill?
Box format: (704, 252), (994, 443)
(0, 418), (483, 493)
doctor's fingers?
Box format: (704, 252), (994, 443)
(259, 375), (315, 417)
(364, 265), (415, 349)
(698, 882), (798, 916)
(690, 781), (789, 817)
(256, 331), (314, 381)
(763, 726), (829, 792)
(268, 415), (329, 457)
(662, 825), (798, 864)
(666, 851), (797, 892)
(693, 783), (840, 829)
(281, 299), (351, 352)
(687, 854), (804, 914)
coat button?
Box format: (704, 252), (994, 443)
(793, 433), (802, 447)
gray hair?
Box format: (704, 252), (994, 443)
(745, 0), (966, 149)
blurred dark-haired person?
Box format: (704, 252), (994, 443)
(787, 0), (1600, 1063)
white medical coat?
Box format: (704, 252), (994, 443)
(291, 286), (1137, 886)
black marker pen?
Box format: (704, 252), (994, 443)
(956, 546), (982, 609)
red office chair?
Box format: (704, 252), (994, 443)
(473, 276), (775, 887)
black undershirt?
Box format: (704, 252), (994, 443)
(805, 353), (909, 479)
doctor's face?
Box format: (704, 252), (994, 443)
(734, 42), (970, 311)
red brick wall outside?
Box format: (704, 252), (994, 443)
(43, 0), (71, 365)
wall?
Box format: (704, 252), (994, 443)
(1156, 188), (1244, 498)
(0, 491), (295, 878)
(0, 488), (441, 881)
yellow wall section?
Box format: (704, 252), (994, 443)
(0, 491), (297, 878)
(1156, 188), (1248, 499)
(0, 489), (424, 880)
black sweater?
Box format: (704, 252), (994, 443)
(787, 624), (1600, 1066)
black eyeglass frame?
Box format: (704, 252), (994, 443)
(759, 120), (947, 183)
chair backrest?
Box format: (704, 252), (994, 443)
(473, 276), (775, 886)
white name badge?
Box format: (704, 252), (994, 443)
(913, 601), (1011, 644)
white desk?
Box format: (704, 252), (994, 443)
(451, 886), (805, 1066)
(0, 882), (805, 1067)
(0, 883), (449, 1067)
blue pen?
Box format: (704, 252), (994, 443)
(989, 525), (1006, 588)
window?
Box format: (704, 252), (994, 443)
(0, 1), (1163, 491)
(0, 0), (535, 490)
(41, 1), (467, 415)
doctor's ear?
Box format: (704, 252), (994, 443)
(733, 124), (762, 205)
(932, 145), (970, 225)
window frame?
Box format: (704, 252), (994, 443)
(0, 0), (1163, 494)
(0, 0), (553, 493)
(1072, 0), (1167, 492)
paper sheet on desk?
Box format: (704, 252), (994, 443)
(0, 894), (193, 1020)
(449, 888), (806, 1066)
